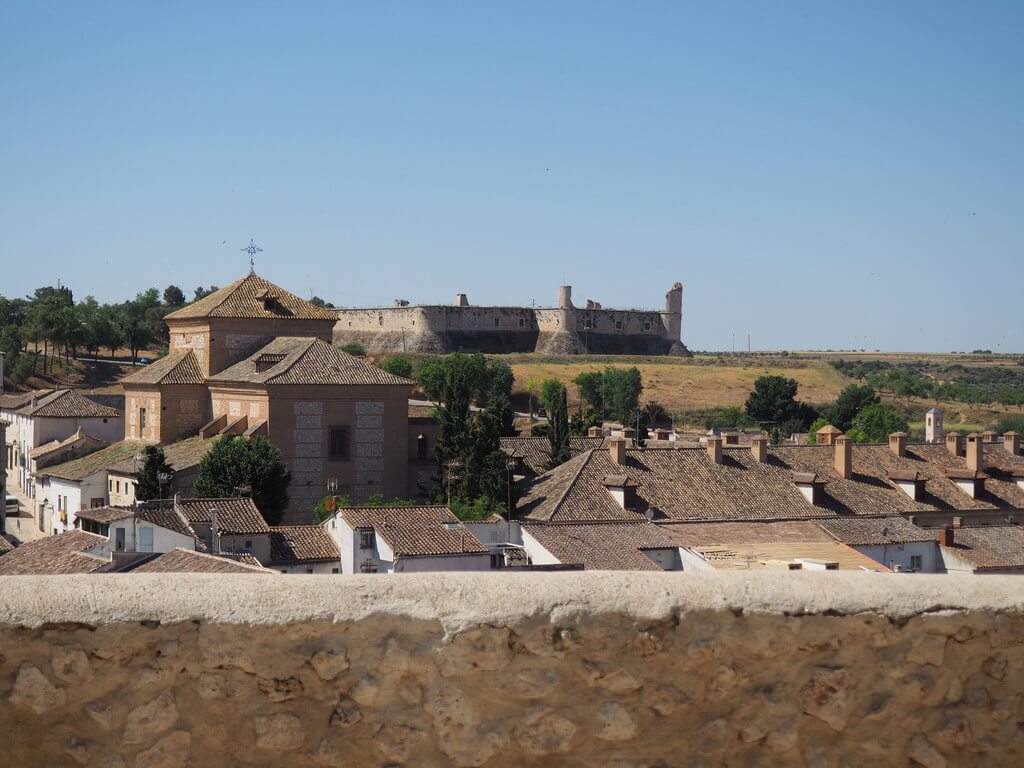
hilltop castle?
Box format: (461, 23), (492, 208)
(332, 283), (689, 356)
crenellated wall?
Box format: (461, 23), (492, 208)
(3, 572), (1022, 767)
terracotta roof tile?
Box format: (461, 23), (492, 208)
(176, 497), (270, 535)
(522, 521), (677, 570)
(37, 440), (146, 482)
(106, 436), (216, 475)
(816, 516), (935, 546)
(121, 349), (205, 385)
(132, 548), (273, 573)
(942, 526), (1024, 571)
(23, 389), (119, 418)
(208, 337), (414, 387)
(500, 436), (609, 476)
(338, 506), (487, 557)
(0, 530), (107, 575)
(164, 273), (337, 321)
(269, 526), (340, 563)
(74, 504), (199, 540)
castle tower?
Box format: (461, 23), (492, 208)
(665, 282), (683, 341)
(925, 407), (944, 444)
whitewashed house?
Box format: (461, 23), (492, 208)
(325, 505), (490, 573)
(75, 505), (202, 556)
(268, 526), (341, 573)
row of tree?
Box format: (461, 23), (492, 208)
(0, 284), (218, 386)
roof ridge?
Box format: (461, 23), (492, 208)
(267, 336), (319, 382)
(547, 449), (596, 522)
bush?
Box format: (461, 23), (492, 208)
(379, 355), (413, 378)
(340, 342), (367, 357)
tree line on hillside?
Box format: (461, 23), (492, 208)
(0, 284), (220, 385)
(832, 359), (1024, 408)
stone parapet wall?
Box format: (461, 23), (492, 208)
(3, 572), (1022, 766)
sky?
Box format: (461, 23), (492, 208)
(1, 1), (1021, 352)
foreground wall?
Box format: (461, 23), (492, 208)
(2, 573), (1023, 767)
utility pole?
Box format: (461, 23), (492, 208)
(732, 333), (735, 354)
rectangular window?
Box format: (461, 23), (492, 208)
(139, 408), (146, 433)
(116, 481), (121, 493)
(114, 527), (126, 552)
(518, 318), (526, 328)
(139, 527), (154, 553)
(245, 540), (253, 550)
(90, 498), (104, 508)
(359, 529), (374, 550)
(493, 317), (500, 328)
(471, 316), (478, 327)
(616, 320), (623, 330)
(910, 555), (923, 571)
(360, 558), (378, 574)
(329, 427), (351, 460)
(643, 321), (652, 331)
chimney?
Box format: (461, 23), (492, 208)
(946, 433), (964, 457)
(609, 438), (626, 466)
(834, 436), (852, 479)
(750, 436), (768, 463)
(939, 527), (954, 547)
(888, 432), (907, 458)
(706, 436), (723, 465)
(209, 506), (221, 554)
(587, 426), (603, 438)
(966, 434), (984, 472)
(982, 431), (998, 444)
(816, 425), (842, 446)
(952, 516), (964, 529)
(621, 427), (637, 441)
(1005, 432), (1021, 456)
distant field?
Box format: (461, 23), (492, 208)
(500, 354), (849, 414)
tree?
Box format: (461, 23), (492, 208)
(194, 285), (219, 301)
(310, 296), (335, 309)
(744, 375), (818, 440)
(135, 446), (174, 501)
(603, 367), (643, 423)
(192, 435), (291, 525)
(417, 353), (517, 518)
(541, 379), (570, 469)
(163, 285), (186, 307)
(806, 417), (829, 444)
(573, 371), (604, 414)
(826, 385), (879, 432)
(340, 342), (367, 357)
(847, 404), (909, 443)
(994, 415), (1024, 434)
(379, 355), (413, 379)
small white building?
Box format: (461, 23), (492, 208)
(815, 517), (940, 573)
(75, 505), (202, 556)
(269, 525), (341, 574)
(325, 505), (490, 574)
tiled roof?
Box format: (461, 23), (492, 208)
(208, 337), (414, 387)
(500, 436), (609, 476)
(74, 504), (198, 540)
(269, 526), (340, 563)
(816, 516), (935, 546)
(522, 521), (677, 571)
(517, 441), (1024, 525)
(121, 349), (205, 385)
(37, 440), (146, 482)
(0, 390), (50, 411)
(29, 428), (108, 460)
(0, 534), (15, 555)
(176, 497), (270, 534)
(409, 405), (439, 420)
(338, 506), (488, 557)
(941, 526), (1024, 571)
(75, 506), (135, 525)
(107, 436), (216, 475)
(23, 389), (119, 418)
(132, 548), (273, 573)
(164, 273), (337, 321)
(0, 530), (108, 575)
(659, 520), (835, 546)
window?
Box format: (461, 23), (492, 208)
(305, 567), (314, 574)
(910, 555), (923, 571)
(139, 527), (154, 553)
(331, 567), (339, 574)
(245, 540), (253, 550)
(378, 315), (383, 326)
(90, 498), (104, 508)
(583, 318), (591, 330)
(139, 408), (146, 433)
(114, 527), (126, 552)
(116, 480), (121, 494)
(417, 434), (428, 460)
(493, 317), (500, 328)
(615, 321), (623, 330)
(329, 427), (351, 460)
(359, 529), (374, 549)
(108, 480), (113, 492)
(360, 558), (378, 574)
(643, 321), (652, 331)
(471, 316), (478, 327)
(518, 318), (526, 328)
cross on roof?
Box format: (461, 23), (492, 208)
(241, 238), (263, 272)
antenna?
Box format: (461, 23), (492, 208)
(241, 238), (263, 272)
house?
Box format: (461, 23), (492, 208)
(268, 526), (341, 573)
(118, 273), (422, 522)
(1, 389), (122, 498)
(936, 524), (1024, 575)
(325, 505), (490, 573)
(521, 520), (683, 570)
(501, 435), (611, 478)
(0, 529), (109, 575)
(104, 435), (217, 506)
(173, 496), (272, 563)
(660, 520), (890, 572)
(129, 548), (274, 574)
(74, 505), (202, 556)
(815, 516), (938, 573)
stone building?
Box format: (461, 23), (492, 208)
(332, 282), (690, 356)
(119, 273), (420, 523)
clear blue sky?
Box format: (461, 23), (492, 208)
(1, 1), (1021, 352)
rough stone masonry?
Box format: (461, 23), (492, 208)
(1, 572), (1023, 767)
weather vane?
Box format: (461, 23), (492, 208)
(241, 238), (263, 272)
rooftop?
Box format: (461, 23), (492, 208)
(36, 440), (146, 482)
(0, 530), (107, 575)
(131, 548), (273, 574)
(500, 436), (609, 476)
(337, 505), (488, 557)
(120, 349), (205, 385)
(522, 521), (678, 571)
(163, 272), (337, 321)
(208, 337), (415, 387)
(11, 389), (120, 419)
(269, 526), (340, 563)
(106, 435), (216, 475)
(941, 526), (1024, 572)
(175, 497), (270, 535)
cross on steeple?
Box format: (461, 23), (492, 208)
(241, 238), (263, 272)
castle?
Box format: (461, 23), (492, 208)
(332, 283), (689, 356)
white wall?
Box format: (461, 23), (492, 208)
(274, 562), (340, 575)
(855, 542), (939, 574)
(326, 516), (357, 574)
(90, 519), (197, 556)
(521, 528), (561, 566)
(394, 554), (490, 573)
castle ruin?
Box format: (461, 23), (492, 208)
(333, 282), (689, 356)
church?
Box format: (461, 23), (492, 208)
(120, 273), (432, 522)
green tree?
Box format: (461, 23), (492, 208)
(417, 353), (516, 518)
(135, 446), (174, 501)
(340, 342), (367, 357)
(826, 385), (880, 432)
(192, 435), (291, 525)
(378, 356), (413, 379)
(573, 371), (604, 413)
(163, 285), (186, 307)
(541, 379), (570, 469)
(603, 367), (643, 423)
(847, 404), (909, 443)
(193, 285), (219, 301)
(806, 417), (829, 444)
(994, 415), (1024, 434)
